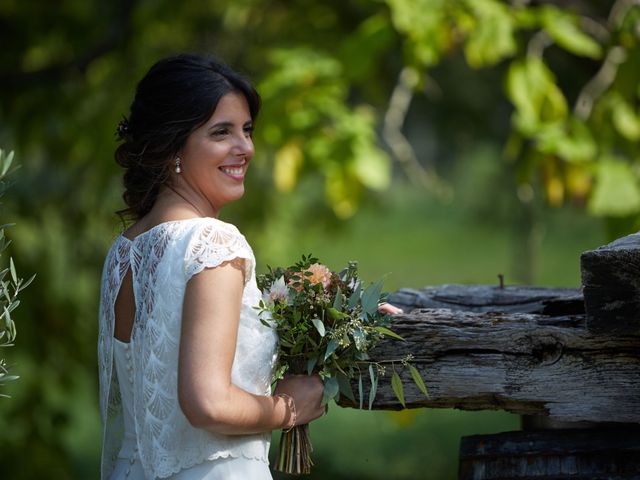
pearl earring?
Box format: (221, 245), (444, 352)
(174, 156), (182, 174)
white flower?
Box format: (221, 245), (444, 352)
(267, 276), (289, 304)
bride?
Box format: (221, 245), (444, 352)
(97, 54), (326, 479)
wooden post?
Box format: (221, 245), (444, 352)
(581, 232), (640, 335)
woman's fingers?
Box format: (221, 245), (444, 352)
(378, 302), (403, 315)
(274, 374), (325, 425)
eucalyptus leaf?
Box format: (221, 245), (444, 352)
(321, 375), (339, 405)
(327, 307), (347, 320)
(391, 370), (406, 407)
(336, 372), (356, 403)
(306, 356), (318, 375)
(361, 278), (384, 315)
(332, 286), (343, 310)
(352, 329), (365, 350)
(324, 339), (338, 361)
(311, 318), (326, 337)
(368, 364), (378, 410)
(348, 283), (361, 308)
(409, 364), (429, 398)
(374, 326), (404, 341)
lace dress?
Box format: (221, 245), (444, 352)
(98, 218), (278, 479)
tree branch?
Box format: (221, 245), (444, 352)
(382, 66), (450, 197)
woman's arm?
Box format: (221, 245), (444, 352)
(178, 259), (324, 435)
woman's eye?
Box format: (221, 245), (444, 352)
(244, 126), (254, 137)
(212, 129), (229, 137)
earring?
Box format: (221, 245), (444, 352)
(174, 156), (182, 174)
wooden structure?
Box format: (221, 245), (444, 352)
(340, 233), (640, 479)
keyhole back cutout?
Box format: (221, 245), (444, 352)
(114, 267), (136, 343)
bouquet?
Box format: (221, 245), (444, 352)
(257, 255), (428, 475)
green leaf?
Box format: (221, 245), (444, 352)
(352, 329), (365, 350)
(612, 99), (640, 141)
(322, 375), (339, 405)
(9, 258), (16, 284)
(3, 307), (11, 329)
(361, 278), (384, 315)
(332, 286), (343, 310)
(374, 326), (404, 341)
(391, 370), (406, 407)
(311, 318), (326, 337)
(348, 282), (361, 308)
(327, 307), (347, 320)
(536, 120), (596, 163)
(506, 58), (568, 135)
(588, 157), (640, 217)
(306, 356), (318, 375)
(324, 339), (338, 361)
(337, 372), (356, 403)
(1, 151), (14, 177)
(353, 141), (391, 191)
(409, 364), (429, 398)
(368, 364), (378, 410)
(463, 0), (517, 68)
(541, 6), (602, 59)
(358, 373), (363, 409)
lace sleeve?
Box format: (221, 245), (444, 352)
(183, 220), (255, 284)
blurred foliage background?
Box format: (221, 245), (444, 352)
(0, 0), (638, 478)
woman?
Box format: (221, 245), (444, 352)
(98, 54), (326, 480)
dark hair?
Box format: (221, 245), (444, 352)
(114, 53), (261, 221)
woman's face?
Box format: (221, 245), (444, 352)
(178, 91), (254, 214)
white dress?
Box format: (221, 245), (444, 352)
(97, 218), (278, 479)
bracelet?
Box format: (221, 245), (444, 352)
(275, 393), (297, 432)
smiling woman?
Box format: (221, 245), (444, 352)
(98, 54), (326, 480)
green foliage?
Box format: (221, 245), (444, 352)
(0, 150), (33, 396)
(257, 47), (391, 218)
(383, 0), (640, 218)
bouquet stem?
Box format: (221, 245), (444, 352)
(275, 423), (313, 475)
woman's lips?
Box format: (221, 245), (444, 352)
(219, 162), (247, 179)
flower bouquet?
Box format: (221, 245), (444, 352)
(257, 255), (428, 475)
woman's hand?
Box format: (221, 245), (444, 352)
(274, 374), (325, 427)
(378, 303), (403, 315)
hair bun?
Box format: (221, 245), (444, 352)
(116, 117), (131, 140)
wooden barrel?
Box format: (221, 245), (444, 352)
(459, 427), (640, 479)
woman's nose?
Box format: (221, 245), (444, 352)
(234, 133), (254, 156)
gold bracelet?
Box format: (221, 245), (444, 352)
(275, 393), (297, 431)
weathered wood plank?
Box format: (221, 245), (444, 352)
(459, 427), (640, 479)
(388, 284), (584, 315)
(339, 309), (640, 423)
(581, 232), (640, 335)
